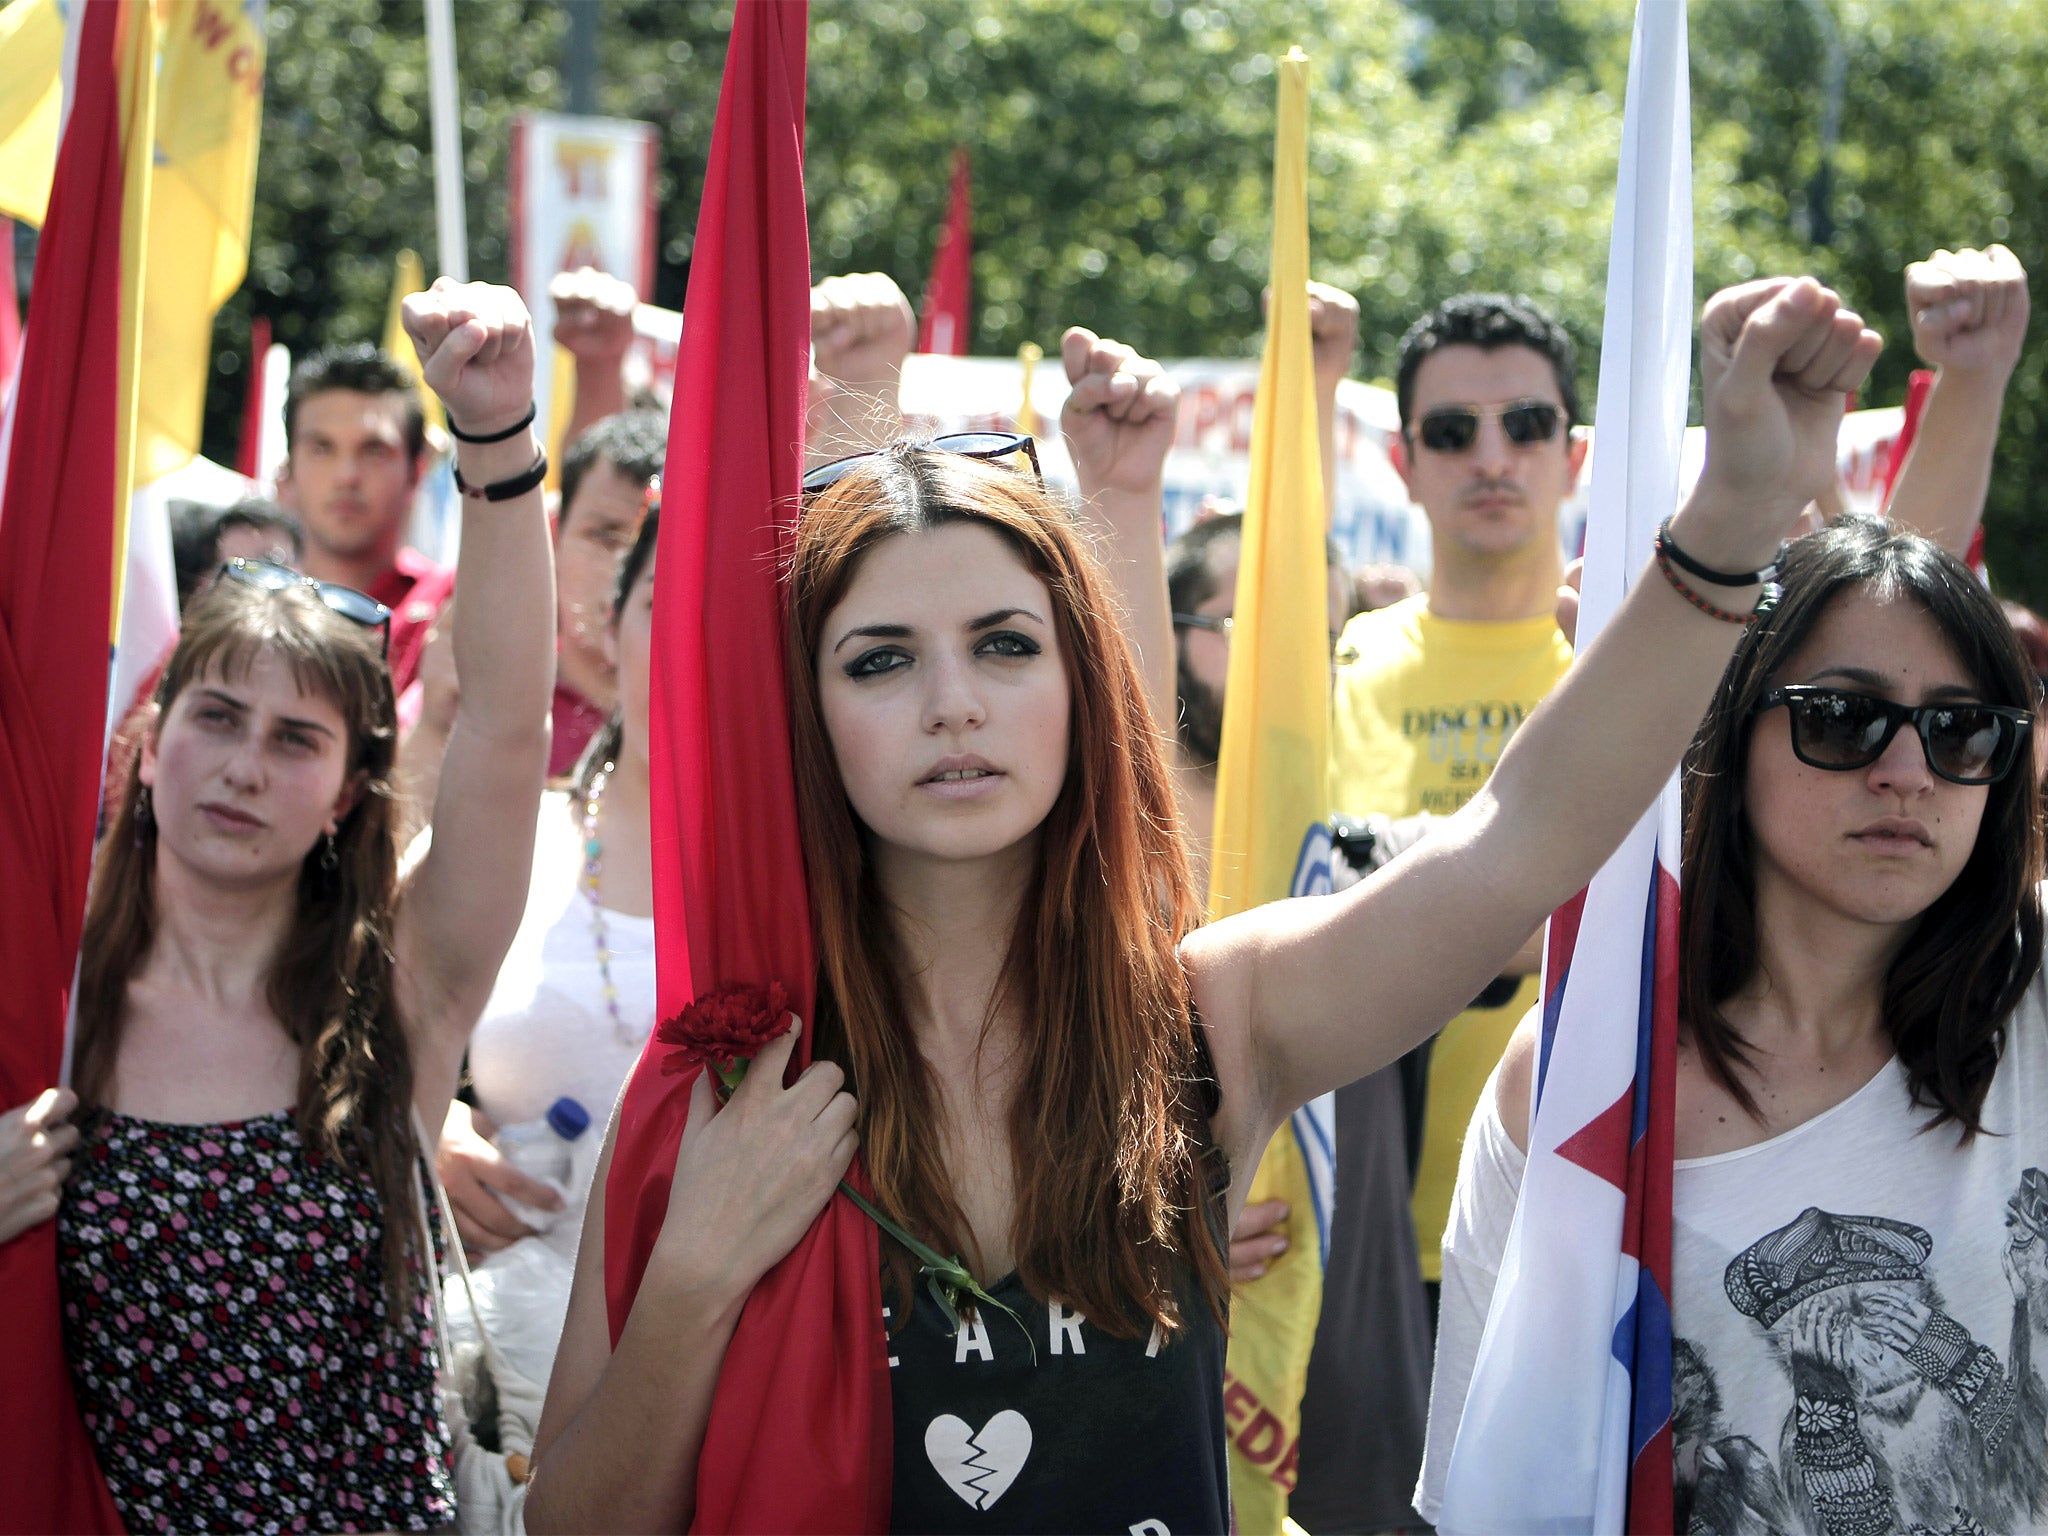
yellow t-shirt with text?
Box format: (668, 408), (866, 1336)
(1327, 594), (1572, 1283)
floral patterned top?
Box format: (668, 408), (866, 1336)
(57, 1107), (454, 1534)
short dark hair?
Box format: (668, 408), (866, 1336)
(559, 409), (668, 534)
(1680, 515), (2043, 1139)
(284, 344), (427, 461)
(168, 496), (305, 608)
(1395, 293), (1581, 432)
(1165, 512), (1244, 617)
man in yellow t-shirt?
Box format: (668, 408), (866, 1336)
(1329, 292), (1585, 1302)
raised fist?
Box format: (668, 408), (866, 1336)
(551, 266), (639, 365)
(1060, 327), (1181, 500)
(1905, 243), (2029, 379)
(811, 271), (915, 391)
(401, 278), (537, 441)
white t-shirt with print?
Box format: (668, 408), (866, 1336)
(1420, 969), (2048, 1535)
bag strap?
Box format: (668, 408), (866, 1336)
(411, 1107), (517, 1387)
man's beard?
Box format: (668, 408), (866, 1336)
(1177, 655), (1225, 771)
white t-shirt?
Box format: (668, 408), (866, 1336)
(1420, 969), (2048, 1534)
(468, 790), (658, 1258)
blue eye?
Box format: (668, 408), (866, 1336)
(978, 631), (1040, 659)
(845, 647), (909, 679)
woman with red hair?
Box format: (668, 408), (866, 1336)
(529, 277), (1880, 1532)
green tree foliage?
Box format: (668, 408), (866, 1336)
(201, 0), (2048, 598)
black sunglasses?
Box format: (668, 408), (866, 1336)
(801, 432), (1043, 496)
(1414, 400), (1562, 454)
(215, 558), (392, 659)
(1754, 685), (2033, 785)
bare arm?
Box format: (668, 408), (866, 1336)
(1060, 327), (1181, 733)
(1883, 244), (2029, 557)
(390, 597), (457, 851)
(1188, 277), (1883, 1160)
(804, 272), (914, 474)
(391, 281), (556, 1119)
(1309, 281), (1359, 526)
(552, 267), (638, 449)
(526, 1028), (859, 1532)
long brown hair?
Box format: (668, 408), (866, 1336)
(77, 578), (422, 1314)
(1680, 516), (2044, 1136)
(787, 447), (1227, 1339)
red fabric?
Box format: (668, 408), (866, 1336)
(235, 314), (270, 479)
(365, 545), (455, 697)
(600, 3), (891, 1530)
(915, 148), (973, 355)
(0, 215), (20, 401)
(0, 2), (134, 1529)
(1878, 367), (1935, 511)
(548, 678), (607, 777)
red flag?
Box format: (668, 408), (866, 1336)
(0, 1), (136, 1529)
(236, 313), (270, 479)
(601, 2), (892, 1529)
(915, 147), (972, 355)
(0, 215), (19, 401)
(1878, 366), (1934, 511)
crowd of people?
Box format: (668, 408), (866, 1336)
(1, 225), (2043, 1536)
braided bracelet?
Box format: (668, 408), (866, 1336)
(1655, 545), (1779, 624)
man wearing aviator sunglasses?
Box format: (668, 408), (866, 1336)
(1326, 292), (1587, 1323)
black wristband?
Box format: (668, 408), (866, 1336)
(1656, 517), (1787, 587)
(445, 400), (537, 444)
(453, 449), (548, 503)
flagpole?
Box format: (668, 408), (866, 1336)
(424, 0), (468, 282)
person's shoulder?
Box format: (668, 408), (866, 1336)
(1334, 594), (1428, 670)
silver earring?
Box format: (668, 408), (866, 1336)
(320, 831), (339, 874)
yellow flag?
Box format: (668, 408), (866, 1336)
(384, 247), (446, 432)
(1209, 48), (1330, 1534)
(111, 0), (159, 637)
(0, 0), (62, 226)
(133, 0), (264, 484)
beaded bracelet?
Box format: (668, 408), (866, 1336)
(1654, 544), (1780, 624)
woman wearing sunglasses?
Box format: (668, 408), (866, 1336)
(529, 278), (1876, 1534)
(1418, 517), (2048, 1532)
(49, 279), (555, 1533)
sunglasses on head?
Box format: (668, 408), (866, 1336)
(1413, 400), (1562, 454)
(214, 558), (392, 659)
(802, 432), (1043, 497)
(1754, 685), (2033, 786)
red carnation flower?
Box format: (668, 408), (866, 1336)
(655, 981), (792, 1086)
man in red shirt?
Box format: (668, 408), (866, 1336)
(275, 344), (454, 695)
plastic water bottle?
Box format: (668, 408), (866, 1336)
(495, 1096), (591, 1235)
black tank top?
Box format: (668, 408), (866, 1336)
(886, 1036), (1231, 1534)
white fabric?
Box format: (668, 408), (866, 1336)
(1416, 1065), (1525, 1527)
(1422, 974), (2048, 1533)
(1436, 2), (1694, 1527)
(468, 789), (656, 1262)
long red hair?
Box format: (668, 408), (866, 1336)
(787, 447), (1226, 1339)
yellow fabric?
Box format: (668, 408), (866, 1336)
(545, 341), (575, 492)
(132, 0), (263, 484)
(1327, 594), (1571, 1281)
(384, 248), (446, 433)
(0, 0), (61, 226)
(1210, 48), (1326, 1535)
(111, 0), (158, 638)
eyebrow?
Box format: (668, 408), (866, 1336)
(831, 607), (1046, 655)
(194, 687), (338, 738)
(1801, 666), (1981, 699)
